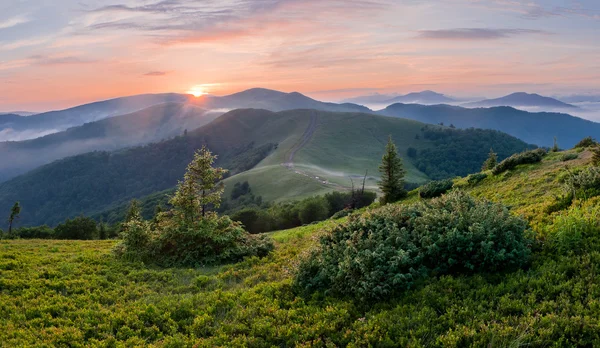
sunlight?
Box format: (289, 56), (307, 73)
(186, 85), (206, 97)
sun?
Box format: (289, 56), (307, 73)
(187, 85), (206, 97)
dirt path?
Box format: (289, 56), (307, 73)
(285, 110), (318, 167)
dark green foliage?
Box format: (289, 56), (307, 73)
(54, 216), (98, 240)
(561, 153), (579, 162)
(419, 179), (454, 198)
(295, 192), (531, 302)
(231, 181), (251, 200)
(414, 126), (536, 180)
(230, 208), (272, 234)
(565, 166), (600, 200)
(467, 173), (488, 185)
(574, 136), (598, 148)
(378, 136), (407, 204)
(7, 201), (21, 234)
(592, 146), (600, 166)
(10, 225), (54, 239)
(491, 148), (547, 175)
(298, 197), (329, 225)
(406, 147), (417, 158)
(551, 137), (559, 152)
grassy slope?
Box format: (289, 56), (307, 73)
(3, 149), (600, 346)
(223, 111), (431, 202)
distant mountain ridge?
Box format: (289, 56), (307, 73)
(0, 102), (220, 182)
(344, 90), (455, 105)
(378, 103), (600, 147)
(463, 92), (577, 109)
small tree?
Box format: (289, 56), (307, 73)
(170, 146), (227, 223)
(125, 199), (141, 222)
(482, 148), (498, 171)
(7, 202), (21, 234)
(98, 221), (108, 240)
(552, 137), (559, 152)
(378, 136), (407, 204)
(592, 146), (600, 166)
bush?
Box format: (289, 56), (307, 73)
(230, 208), (274, 234)
(419, 179), (454, 198)
(561, 153), (579, 162)
(295, 191), (531, 302)
(331, 209), (353, 219)
(298, 197), (329, 225)
(11, 225), (54, 239)
(492, 148), (546, 175)
(54, 216), (98, 240)
(116, 214), (274, 266)
(467, 173), (487, 186)
(574, 136), (598, 149)
(565, 166), (600, 200)
(547, 204), (600, 255)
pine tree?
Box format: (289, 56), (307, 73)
(482, 148), (498, 171)
(552, 137), (559, 152)
(170, 146), (227, 222)
(7, 202), (21, 235)
(125, 199), (141, 222)
(378, 136), (407, 204)
(592, 146), (600, 166)
(98, 221), (107, 240)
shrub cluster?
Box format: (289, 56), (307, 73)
(295, 191), (532, 302)
(419, 179), (454, 198)
(467, 173), (488, 185)
(565, 166), (600, 200)
(574, 136), (598, 149)
(561, 153), (579, 162)
(230, 190), (376, 234)
(491, 148), (546, 175)
(547, 203), (600, 255)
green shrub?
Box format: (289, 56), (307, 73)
(298, 197), (329, 225)
(11, 225), (54, 239)
(547, 205), (600, 255)
(331, 209), (353, 219)
(54, 216), (98, 240)
(295, 191), (531, 302)
(492, 148), (546, 175)
(230, 208), (274, 234)
(561, 153), (579, 162)
(467, 173), (488, 186)
(565, 166), (600, 200)
(574, 136), (598, 149)
(419, 179), (454, 198)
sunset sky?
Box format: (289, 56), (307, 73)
(1, 0), (599, 111)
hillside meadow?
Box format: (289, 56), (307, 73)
(3, 148), (600, 346)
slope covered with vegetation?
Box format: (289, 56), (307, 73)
(0, 109), (532, 228)
(3, 145), (600, 346)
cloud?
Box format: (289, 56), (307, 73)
(144, 71), (170, 76)
(0, 15), (30, 30)
(416, 28), (550, 40)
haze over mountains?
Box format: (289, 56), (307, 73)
(463, 92), (578, 109)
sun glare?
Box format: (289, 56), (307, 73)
(187, 85), (206, 97)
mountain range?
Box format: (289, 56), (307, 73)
(343, 90), (455, 105)
(463, 92), (577, 109)
(0, 108), (532, 227)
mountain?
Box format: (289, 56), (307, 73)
(0, 93), (190, 141)
(384, 91), (456, 105)
(0, 103), (220, 182)
(342, 93), (401, 105)
(0, 88), (370, 142)
(558, 94), (600, 103)
(463, 92), (577, 109)
(0, 108), (532, 227)
(0, 111), (37, 116)
(378, 103), (600, 148)
(196, 88), (371, 113)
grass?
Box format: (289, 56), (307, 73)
(4, 149), (600, 346)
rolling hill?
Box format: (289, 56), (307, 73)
(0, 109), (533, 227)
(0, 103), (220, 182)
(463, 92), (577, 109)
(378, 103), (600, 148)
(384, 90), (456, 105)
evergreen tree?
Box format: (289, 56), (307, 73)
(482, 148), (498, 171)
(125, 199), (141, 222)
(378, 136), (407, 204)
(552, 137), (559, 152)
(98, 221), (108, 240)
(592, 146), (600, 166)
(7, 202), (20, 235)
(170, 146), (227, 222)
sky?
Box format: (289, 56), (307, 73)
(0, 0), (599, 112)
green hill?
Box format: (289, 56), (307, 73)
(0, 109), (532, 227)
(3, 147), (600, 346)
